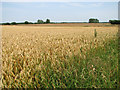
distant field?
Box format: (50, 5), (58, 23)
(2, 23), (118, 88)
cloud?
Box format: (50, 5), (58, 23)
(1, 0), (119, 2)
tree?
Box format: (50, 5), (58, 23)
(24, 21), (29, 24)
(46, 19), (50, 23)
(11, 22), (17, 25)
(37, 19), (44, 24)
(3, 22), (11, 25)
(109, 20), (120, 24)
(89, 18), (99, 23)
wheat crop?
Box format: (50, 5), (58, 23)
(2, 24), (118, 88)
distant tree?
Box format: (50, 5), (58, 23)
(34, 22), (37, 24)
(3, 22), (11, 25)
(11, 22), (17, 25)
(29, 22), (33, 24)
(46, 19), (50, 23)
(89, 18), (99, 23)
(24, 21), (29, 24)
(37, 19), (44, 24)
(109, 20), (120, 24)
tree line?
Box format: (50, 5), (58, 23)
(109, 20), (120, 24)
(1, 19), (51, 25)
(1, 18), (120, 25)
(89, 19), (120, 24)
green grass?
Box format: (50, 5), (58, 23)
(4, 37), (118, 88)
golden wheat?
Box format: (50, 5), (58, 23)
(2, 24), (118, 88)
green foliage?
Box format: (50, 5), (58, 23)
(36, 38), (117, 88)
(37, 19), (44, 24)
(94, 29), (97, 38)
(11, 22), (17, 25)
(24, 21), (29, 24)
(89, 18), (99, 23)
(109, 20), (120, 24)
(46, 19), (50, 23)
(24, 21), (33, 24)
(2, 22), (11, 25)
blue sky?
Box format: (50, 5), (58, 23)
(2, 2), (118, 23)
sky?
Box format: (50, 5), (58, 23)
(1, 2), (118, 23)
(1, 0), (120, 2)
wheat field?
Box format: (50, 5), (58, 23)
(2, 24), (118, 88)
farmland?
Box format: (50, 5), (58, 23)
(2, 23), (118, 88)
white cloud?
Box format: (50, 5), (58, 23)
(1, 0), (119, 2)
